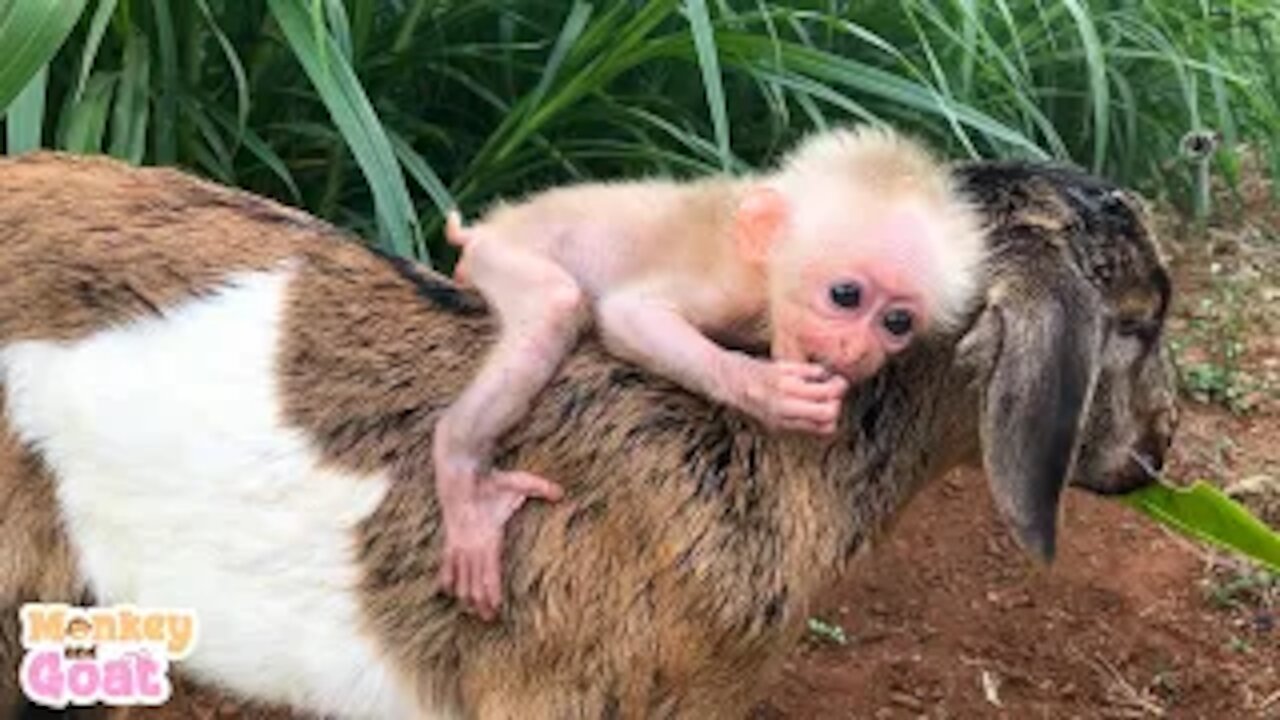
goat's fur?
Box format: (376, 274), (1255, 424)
(0, 152), (1176, 719)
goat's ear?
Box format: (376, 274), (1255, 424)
(979, 267), (1103, 562)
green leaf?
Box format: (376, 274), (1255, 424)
(388, 130), (455, 214)
(6, 65), (47, 153)
(526, 1), (592, 114)
(180, 95), (233, 182)
(151, 0), (179, 164)
(108, 29), (150, 164)
(806, 617), (847, 645)
(73, 0), (118, 105)
(685, 0), (732, 169)
(1059, 0), (1108, 172)
(268, 0), (425, 261)
(193, 0), (250, 144)
(0, 0), (90, 115)
(57, 72), (116, 154)
(322, 0), (353, 64)
(1121, 481), (1280, 573)
(207, 106), (301, 204)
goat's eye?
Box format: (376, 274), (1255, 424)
(882, 308), (914, 337)
(1117, 317), (1159, 344)
(829, 282), (862, 309)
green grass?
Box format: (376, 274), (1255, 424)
(1, 0), (1278, 265)
(1170, 272), (1275, 414)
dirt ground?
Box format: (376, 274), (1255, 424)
(758, 158), (1280, 720)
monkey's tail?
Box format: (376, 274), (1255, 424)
(445, 209), (475, 286)
(445, 209), (471, 248)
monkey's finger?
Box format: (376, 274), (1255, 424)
(773, 361), (835, 381)
(476, 559), (500, 621)
(481, 548), (503, 620)
(778, 374), (848, 402)
(814, 374), (850, 395)
(494, 471), (565, 503)
(470, 562), (492, 619)
(780, 417), (840, 437)
(435, 555), (457, 596)
(777, 399), (842, 427)
(459, 550), (487, 618)
(457, 557), (479, 616)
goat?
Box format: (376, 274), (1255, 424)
(0, 152), (1177, 719)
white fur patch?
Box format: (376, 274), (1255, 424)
(0, 269), (422, 719)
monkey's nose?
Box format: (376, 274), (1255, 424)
(832, 359), (871, 385)
(837, 348), (882, 382)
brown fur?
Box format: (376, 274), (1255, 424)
(0, 386), (91, 719)
(0, 154), (1175, 718)
(0, 153), (341, 342)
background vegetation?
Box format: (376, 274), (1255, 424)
(1, 0), (1277, 266)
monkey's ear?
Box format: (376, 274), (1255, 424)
(734, 186), (788, 266)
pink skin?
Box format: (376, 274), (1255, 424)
(718, 356), (850, 436)
(774, 207), (937, 388)
(433, 203), (938, 619)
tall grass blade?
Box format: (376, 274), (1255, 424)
(151, 0), (179, 164)
(194, 0), (250, 142)
(686, 0), (733, 169)
(109, 30), (150, 164)
(1059, 0), (1108, 172)
(74, 0), (118, 105)
(715, 35), (1047, 158)
(208, 106), (301, 203)
(323, 0), (353, 63)
(0, 0), (89, 114)
(527, 2), (593, 113)
(389, 130), (455, 215)
(6, 65), (47, 153)
(57, 72), (116, 154)
(268, 0), (425, 261)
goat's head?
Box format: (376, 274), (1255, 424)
(952, 162), (1178, 561)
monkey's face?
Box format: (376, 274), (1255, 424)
(773, 277), (921, 383)
(66, 618), (93, 647)
(771, 209), (937, 383)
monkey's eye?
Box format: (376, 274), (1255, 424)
(882, 309), (914, 337)
(829, 282), (862, 309)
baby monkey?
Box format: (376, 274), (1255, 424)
(435, 126), (987, 618)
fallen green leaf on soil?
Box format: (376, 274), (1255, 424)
(1120, 480), (1280, 573)
(806, 617), (848, 646)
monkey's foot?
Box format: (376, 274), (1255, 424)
(435, 469), (564, 620)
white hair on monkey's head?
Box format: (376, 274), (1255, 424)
(766, 124), (990, 332)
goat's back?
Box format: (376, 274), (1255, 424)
(0, 154), (844, 719)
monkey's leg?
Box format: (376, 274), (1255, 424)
(432, 239), (586, 618)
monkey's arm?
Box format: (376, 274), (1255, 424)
(596, 293), (846, 435)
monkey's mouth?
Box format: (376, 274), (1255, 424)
(805, 354), (834, 374)
(807, 355), (859, 383)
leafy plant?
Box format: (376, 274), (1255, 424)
(1170, 273), (1273, 414)
(2, 0), (1277, 268)
(1122, 481), (1280, 574)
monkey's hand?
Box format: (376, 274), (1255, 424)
(435, 468), (564, 620)
(729, 358), (848, 436)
